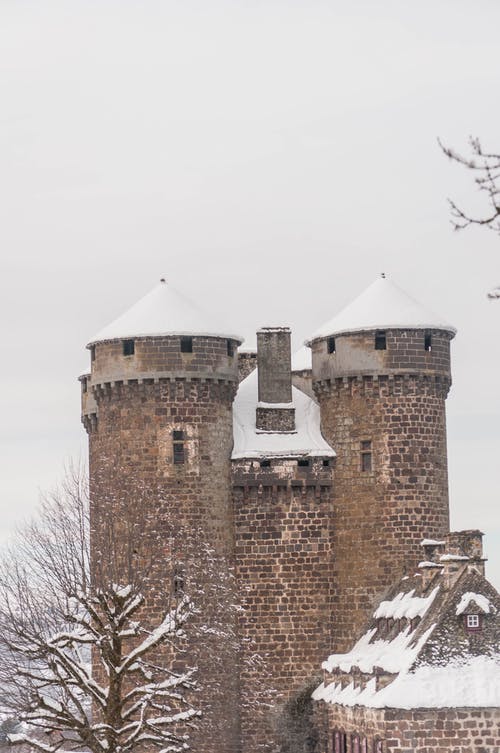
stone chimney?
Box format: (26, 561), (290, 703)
(256, 327), (295, 432)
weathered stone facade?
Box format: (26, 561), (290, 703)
(83, 334), (242, 753)
(311, 330), (452, 649)
(233, 458), (334, 750)
(315, 703), (500, 753)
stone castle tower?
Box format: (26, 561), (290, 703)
(81, 274), (455, 753)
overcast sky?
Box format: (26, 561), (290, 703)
(1, 0), (499, 587)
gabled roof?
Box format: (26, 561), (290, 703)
(231, 369), (334, 460)
(306, 275), (456, 343)
(87, 279), (244, 347)
(313, 558), (500, 710)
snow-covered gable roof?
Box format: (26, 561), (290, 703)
(306, 275), (456, 343)
(232, 369), (334, 460)
(314, 564), (500, 710)
(87, 279), (244, 347)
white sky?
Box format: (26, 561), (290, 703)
(0, 0), (499, 587)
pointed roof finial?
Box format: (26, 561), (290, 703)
(305, 276), (456, 343)
(87, 279), (244, 346)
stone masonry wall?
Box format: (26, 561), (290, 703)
(316, 702), (500, 752)
(233, 458), (334, 753)
(316, 374), (450, 651)
(85, 337), (241, 753)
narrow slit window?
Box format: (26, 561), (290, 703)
(375, 330), (387, 350)
(172, 565), (185, 595)
(90, 345), (96, 362)
(328, 336), (336, 354)
(227, 339), (235, 357)
(123, 339), (135, 356)
(361, 440), (372, 472)
(173, 430), (185, 464)
(81, 378), (87, 394)
(424, 332), (432, 352)
(180, 336), (193, 353)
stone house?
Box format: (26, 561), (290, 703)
(313, 531), (500, 752)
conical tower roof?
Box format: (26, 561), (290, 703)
(87, 278), (244, 347)
(306, 275), (456, 344)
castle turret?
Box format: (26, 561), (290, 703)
(307, 275), (456, 651)
(82, 278), (243, 753)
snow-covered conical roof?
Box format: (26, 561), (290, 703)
(306, 275), (456, 343)
(87, 279), (244, 347)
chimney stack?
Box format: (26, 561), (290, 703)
(256, 327), (295, 432)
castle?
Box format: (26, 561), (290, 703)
(80, 275), (500, 753)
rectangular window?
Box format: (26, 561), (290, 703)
(375, 330), (386, 350)
(424, 332), (432, 351)
(173, 430), (185, 464)
(172, 565), (185, 595)
(328, 336), (336, 354)
(297, 458), (310, 467)
(123, 339), (135, 356)
(260, 459), (271, 468)
(90, 345), (96, 362)
(180, 336), (193, 353)
(81, 378), (87, 394)
(227, 339), (235, 357)
(323, 459), (330, 467)
(466, 614), (480, 629)
(361, 440), (372, 472)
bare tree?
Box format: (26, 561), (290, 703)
(0, 465), (243, 753)
(439, 136), (500, 299)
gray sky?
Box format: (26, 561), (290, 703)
(1, 0), (499, 586)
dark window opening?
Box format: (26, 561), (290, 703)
(227, 339), (235, 357)
(123, 339), (135, 356)
(90, 346), (96, 362)
(172, 566), (185, 595)
(323, 459), (330, 467)
(173, 430), (185, 464)
(298, 458), (310, 467)
(180, 336), (193, 353)
(375, 330), (386, 350)
(260, 459), (271, 468)
(328, 337), (336, 354)
(361, 440), (372, 472)
(424, 332), (432, 352)
(82, 378), (87, 394)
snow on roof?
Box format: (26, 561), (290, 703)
(321, 622), (436, 676)
(291, 345), (312, 372)
(313, 655), (500, 709)
(374, 587), (439, 621)
(456, 592), (496, 616)
(231, 369), (335, 460)
(306, 275), (456, 343)
(87, 279), (244, 347)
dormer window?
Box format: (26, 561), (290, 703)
(123, 339), (135, 356)
(465, 614), (482, 632)
(375, 330), (387, 350)
(180, 336), (193, 353)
